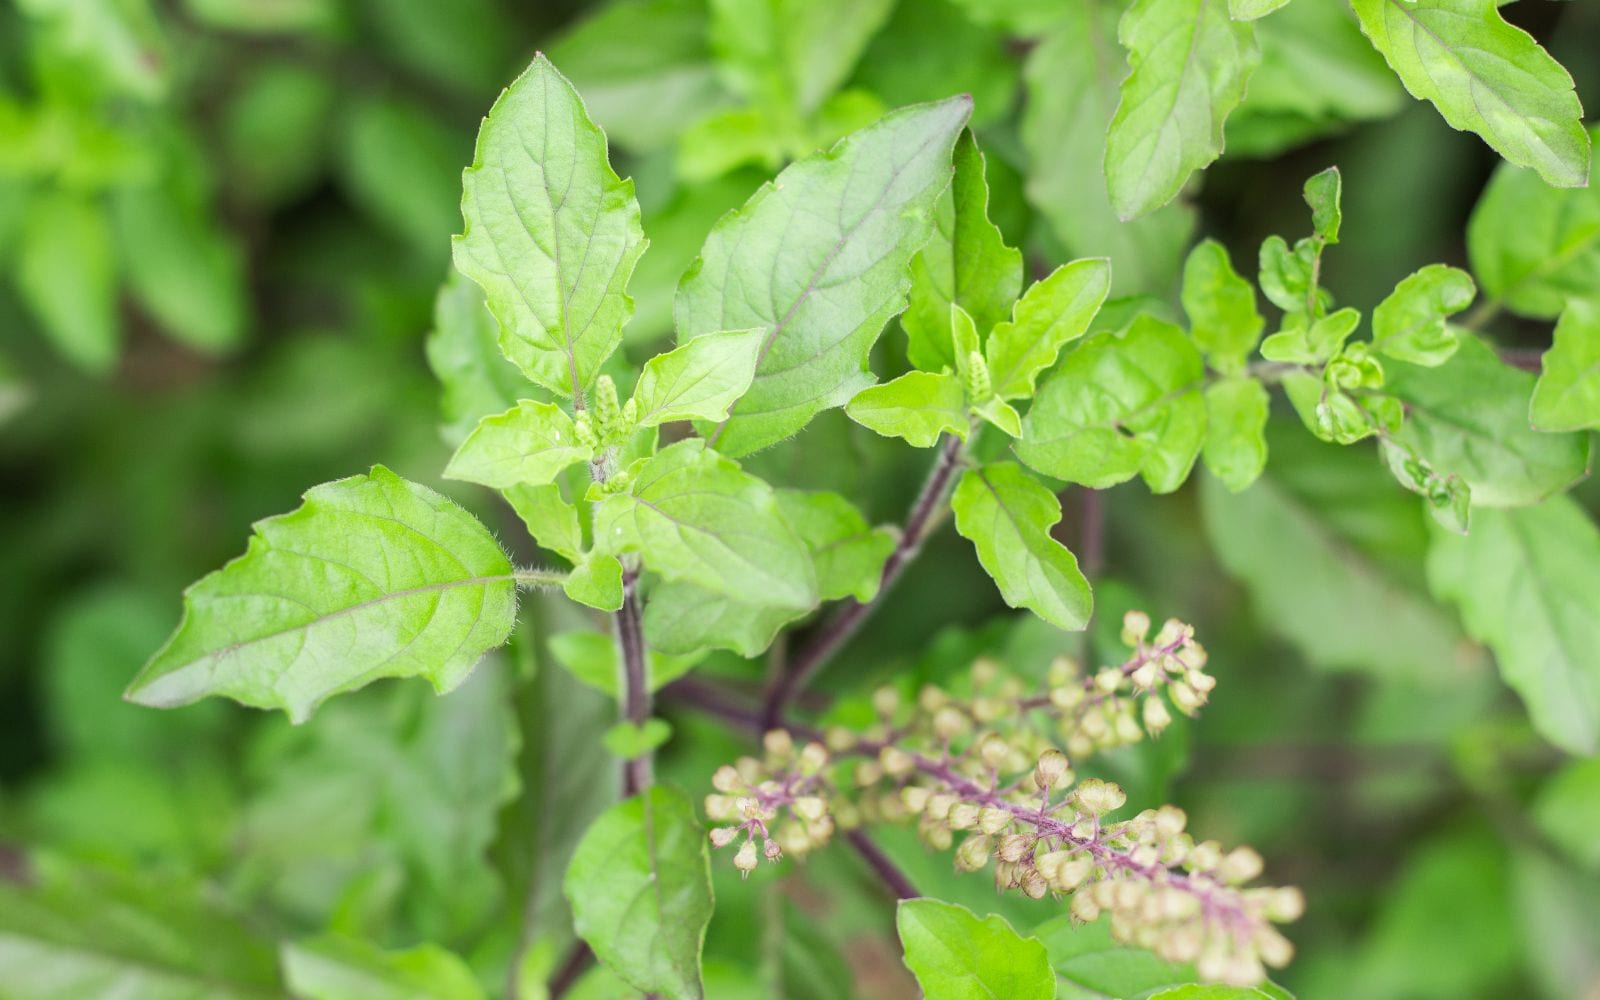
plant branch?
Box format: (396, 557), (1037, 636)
(616, 567), (652, 796)
(844, 828), (920, 900)
(546, 940), (593, 999)
(761, 432), (966, 728)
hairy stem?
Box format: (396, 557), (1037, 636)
(616, 567), (652, 796)
(844, 828), (920, 900)
(762, 432), (966, 728)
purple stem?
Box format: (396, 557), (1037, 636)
(844, 829), (920, 900)
(762, 433), (966, 729)
(617, 569), (652, 797)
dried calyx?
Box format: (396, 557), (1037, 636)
(702, 611), (1302, 988)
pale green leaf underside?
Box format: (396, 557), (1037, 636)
(444, 399), (591, 489)
(564, 786), (713, 1000)
(676, 95), (972, 456)
(1371, 264), (1475, 366)
(897, 899), (1055, 1000)
(1017, 314), (1206, 493)
(644, 580), (807, 657)
(1428, 496), (1600, 755)
(1349, 0), (1590, 189)
(594, 440), (818, 609)
(776, 489), (896, 603)
(126, 467), (517, 723)
(1203, 376), (1269, 492)
(1466, 125), (1600, 320)
(1387, 336), (1589, 507)
(1105, 0), (1260, 220)
(847, 370), (968, 448)
(1183, 238), (1263, 370)
(454, 54), (646, 399)
(632, 327), (765, 426)
(1531, 298), (1600, 432)
(985, 257), (1112, 401)
(952, 463), (1092, 631)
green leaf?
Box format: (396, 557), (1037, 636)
(113, 171), (247, 355)
(454, 54), (646, 399)
(564, 553), (625, 612)
(846, 371), (969, 448)
(1260, 308), (1360, 365)
(504, 483), (584, 562)
(0, 859), (283, 999)
(1466, 124), (1600, 320)
(1531, 298), (1600, 432)
(1150, 988), (1280, 1000)
(1202, 376), (1269, 492)
(426, 272), (530, 447)
(986, 258), (1112, 401)
(339, 97), (461, 261)
(776, 490), (896, 602)
(973, 396), (1023, 438)
(602, 718), (674, 759)
(1349, 0), (1590, 188)
(1228, 0), (1289, 20)
(444, 400), (591, 489)
(1512, 846), (1600, 1000)
(631, 328), (765, 426)
(549, 0), (729, 153)
(565, 786), (713, 1000)
(281, 936), (484, 1000)
(1428, 495), (1600, 755)
(1257, 234), (1327, 316)
(1371, 264), (1475, 366)
(1182, 239), (1263, 373)
(125, 466), (518, 722)
(643, 581), (807, 657)
(1034, 914), (1196, 998)
(1302, 165), (1341, 244)
(675, 96), (972, 455)
(17, 190), (118, 374)
(896, 899), (1054, 1000)
(595, 440), (817, 608)
(1201, 425), (1474, 681)
(1387, 335), (1589, 507)
(708, 0), (894, 120)
(1533, 759), (1600, 872)
(1023, 6), (1195, 296)
(904, 130), (1024, 372)
(1104, 0), (1260, 220)
(547, 630), (701, 699)
(952, 463), (1092, 631)
(1017, 314), (1206, 493)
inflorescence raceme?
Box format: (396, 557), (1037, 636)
(703, 612), (1303, 988)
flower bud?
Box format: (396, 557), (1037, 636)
(1074, 778), (1126, 816)
(1219, 846), (1264, 884)
(704, 795), (738, 821)
(1188, 840), (1223, 872)
(872, 685), (900, 717)
(1021, 866), (1049, 899)
(978, 806), (1012, 835)
(1034, 749), (1071, 790)
(797, 742), (829, 775)
(1189, 670), (1217, 694)
(763, 729), (794, 760)
(993, 860), (1016, 892)
(1143, 697), (1173, 735)
(1177, 642), (1208, 669)
(1048, 655), (1080, 686)
(923, 822), (953, 851)
(825, 727), (856, 752)
(709, 827), (739, 849)
(932, 706), (969, 741)
(712, 765), (743, 793)
(1067, 733), (1095, 760)
(879, 746), (915, 777)
(997, 833), (1034, 864)
(1055, 856), (1093, 892)
(955, 834), (992, 872)
(734, 839), (759, 874)
(1154, 805), (1187, 838)
(1095, 667), (1123, 693)
(948, 802), (981, 830)
(1254, 926), (1294, 968)
(854, 761), (884, 787)
(925, 793), (957, 820)
(1129, 661), (1160, 690)
(793, 796), (827, 822)
(1050, 684), (1086, 710)
(1070, 892), (1101, 922)
(1264, 886), (1305, 922)
(978, 734), (1010, 770)
(918, 685), (949, 713)
(763, 839), (783, 863)
(972, 697), (1007, 723)
(900, 785), (930, 813)
(1121, 610), (1151, 645)
(1169, 681), (1204, 715)
(1153, 618), (1188, 648)
(1113, 708), (1143, 744)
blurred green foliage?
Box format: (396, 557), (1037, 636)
(0, 0), (1597, 998)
